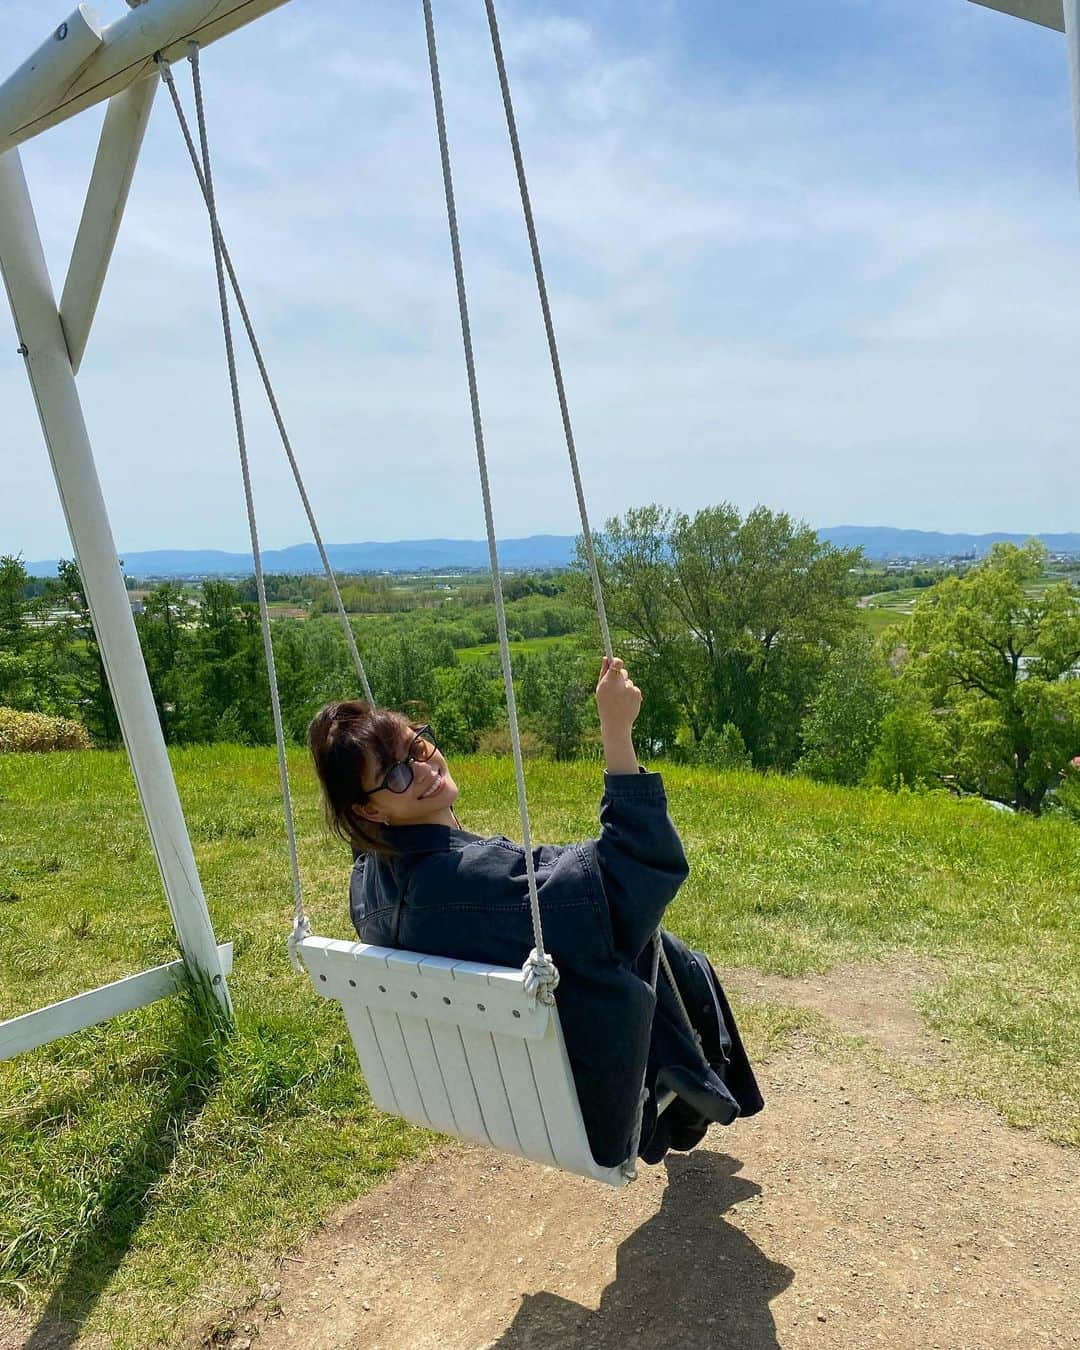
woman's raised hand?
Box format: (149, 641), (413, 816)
(595, 656), (643, 737)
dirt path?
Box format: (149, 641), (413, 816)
(205, 963), (1077, 1350)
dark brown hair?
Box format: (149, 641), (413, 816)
(307, 700), (416, 859)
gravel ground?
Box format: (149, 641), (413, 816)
(204, 963), (1077, 1350)
(6, 962), (1075, 1350)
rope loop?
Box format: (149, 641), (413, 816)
(521, 948), (560, 1007)
(287, 915), (313, 975)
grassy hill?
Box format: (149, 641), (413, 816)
(1, 748), (1077, 1344)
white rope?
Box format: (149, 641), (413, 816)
(420, 0), (556, 1004)
(659, 938), (704, 1053)
(482, 0), (612, 661)
(179, 42), (306, 958)
(157, 57), (373, 710)
(482, 8), (711, 1065)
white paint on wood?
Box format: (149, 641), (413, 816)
(0, 0), (294, 155)
(0, 942), (233, 1060)
(302, 936), (550, 1039)
(0, 148), (231, 1018)
(428, 1021), (492, 1145)
(526, 1028), (603, 1175)
(60, 77), (157, 372)
(418, 956), (491, 1144)
(458, 1026), (522, 1154)
(341, 1003), (399, 1116)
(398, 1012), (460, 1136)
(0, 6), (104, 151)
(368, 1007), (432, 1127)
(296, 936), (631, 1186)
(492, 1034), (557, 1165)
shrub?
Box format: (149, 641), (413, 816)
(863, 701), (948, 791)
(1048, 763), (1080, 822)
(0, 706), (91, 752)
(694, 723), (752, 772)
(475, 727), (543, 759)
(797, 631), (890, 785)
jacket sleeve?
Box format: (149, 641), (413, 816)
(589, 769), (689, 962)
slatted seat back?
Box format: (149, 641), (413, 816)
(298, 934), (629, 1187)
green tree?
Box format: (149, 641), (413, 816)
(0, 554), (42, 709)
(519, 647), (595, 760)
(183, 580), (271, 743)
(586, 503), (860, 767)
(798, 631), (891, 785)
(135, 582), (194, 742)
(365, 630), (440, 722)
(0, 556), (81, 716)
(693, 722), (752, 771)
(0, 555), (30, 655)
(905, 541), (1080, 812)
(48, 560), (120, 745)
(431, 662), (499, 752)
(625, 650), (682, 757)
(863, 695), (950, 791)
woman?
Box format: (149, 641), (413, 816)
(308, 656), (762, 1169)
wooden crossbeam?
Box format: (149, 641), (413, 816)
(968, 0), (1065, 32)
(0, 943), (234, 1059)
(0, 0), (293, 155)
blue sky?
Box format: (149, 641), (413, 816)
(2, 0), (1078, 560)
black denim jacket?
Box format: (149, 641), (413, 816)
(349, 769), (690, 1168)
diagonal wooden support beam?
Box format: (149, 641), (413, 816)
(0, 943), (234, 1060)
(60, 76), (157, 374)
(0, 147), (232, 1022)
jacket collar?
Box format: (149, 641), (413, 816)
(379, 823), (481, 854)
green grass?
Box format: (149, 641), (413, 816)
(856, 606), (908, 637)
(1, 748), (1078, 1344)
(455, 634), (574, 663)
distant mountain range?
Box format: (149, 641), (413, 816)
(23, 527), (1080, 578)
(819, 527), (1080, 559)
(24, 536), (579, 578)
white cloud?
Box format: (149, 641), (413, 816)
(2, 0), (1079, 562)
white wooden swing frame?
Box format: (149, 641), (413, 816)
(0, 0), (1077, 1103)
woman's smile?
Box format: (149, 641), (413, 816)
(417, 771), (446, 800)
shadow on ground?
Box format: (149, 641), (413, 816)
(19, 1001), (223, 1350)
(495, 1151), (793, 1349)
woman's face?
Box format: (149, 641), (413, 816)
(356, 723), (459, 827)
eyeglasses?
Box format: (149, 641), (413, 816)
(364, 725), (438, 797)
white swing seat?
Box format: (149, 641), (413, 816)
(297, 934), (648, 1187)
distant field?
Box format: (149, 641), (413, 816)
(1, 748), (1076, 1344)
(456, 634), (576, 663)
(861, 587), (926, 607)
(856, 606), (909, 637)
